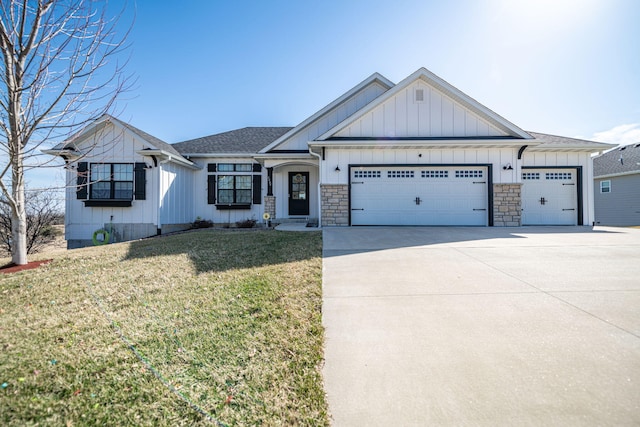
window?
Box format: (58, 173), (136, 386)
(600, 180), (611, 193)
(218, 175), (252, 204)
(217, 163), (253, 172)
(90, 163), (133, 200)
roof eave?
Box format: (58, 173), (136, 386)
(136, 150), (201, 169)
(528, 143), (611, 153)
(594, 170), (640, 179)
(309, 138), (538, 149)
(41, 148), (83, 159)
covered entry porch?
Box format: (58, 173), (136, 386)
(257, 155), (319, 224)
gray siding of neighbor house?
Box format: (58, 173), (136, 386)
(594, 174), (640, 226)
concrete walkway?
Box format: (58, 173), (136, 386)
(322, 226), (640, 426)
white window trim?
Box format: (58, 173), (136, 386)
(600, 180), (611, 193)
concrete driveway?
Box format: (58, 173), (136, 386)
(322, 226), (640, 426)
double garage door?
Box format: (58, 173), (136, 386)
(351, 166), (489, 226)
(350, 166), (580, 226)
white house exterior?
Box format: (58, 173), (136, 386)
(45, 68), (610, 248)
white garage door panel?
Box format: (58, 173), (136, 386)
(351, 166), (488, 226)
(522, 169), (577, 225)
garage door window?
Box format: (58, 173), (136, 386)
(522, 172), (540, 180)
(388, 170), (415, 178)
(354, 170), (381, 178)
(455, 170), (483, 178)
(546, 172), (572, 180)
(422, 170), (449, 178)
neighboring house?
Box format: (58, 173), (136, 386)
(593, 143), (640, 226)
(45, 67), (610, 248)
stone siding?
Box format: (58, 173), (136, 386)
(264, 195), (276, 221)
(493, 184), (522, 226)
(321, 184), (349, 226)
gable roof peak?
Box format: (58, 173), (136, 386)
(317, 67), (533, 141)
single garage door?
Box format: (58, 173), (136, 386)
(521, 169), (578, 225)
(350, 166), (489, 226)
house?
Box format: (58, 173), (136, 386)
(593, 143), (640, 226)
(44, 67), (610, 248)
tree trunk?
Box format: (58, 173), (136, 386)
(11, 159), (27, 265)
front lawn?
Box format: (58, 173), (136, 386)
(0, 229), (327, 426)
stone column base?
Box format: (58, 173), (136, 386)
(321, 184), (349, 226)
(493, 183), (522, 226)
(264, 195), (276, 221)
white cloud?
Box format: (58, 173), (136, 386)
(591, 124), (640, 146)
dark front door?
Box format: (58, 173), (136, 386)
(288, 172), (309, 216)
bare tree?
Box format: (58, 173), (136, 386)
(0, 0), (131, 265)
(0, 188), (63, 255)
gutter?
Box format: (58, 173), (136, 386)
(594, 170), (640, 180)
(135, 149), (201, 170)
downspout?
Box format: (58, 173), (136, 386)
(309, 147), (322, 228)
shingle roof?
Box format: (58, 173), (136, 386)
(172, 127), (294, 154)
(527, 131), (612, 150)
(118, 119), (184, 158)
(593, 143), (640, 177)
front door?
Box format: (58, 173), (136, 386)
(288, 172), (309, 216)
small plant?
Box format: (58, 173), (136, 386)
(235, 218), (256, 228)
(191, 218), (213, 229)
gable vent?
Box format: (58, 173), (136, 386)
(415, 88), (425, 103)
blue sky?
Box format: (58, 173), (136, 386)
(31, 0), (640, 190)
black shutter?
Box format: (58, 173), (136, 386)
(207, 175), (216, 204)
(76, 162), (88, 199)
(252, 163), (261, 172)
(207, 163), (216, 172)
(134, 163), (146, 200)
(252, 175), (262, 204)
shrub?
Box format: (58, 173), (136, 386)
(235, 219), (256, 228)
(191, 218), (213, 229)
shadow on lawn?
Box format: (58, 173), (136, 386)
(123, 229), (323, 274)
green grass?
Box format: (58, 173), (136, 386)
(0, 229), (327, 426)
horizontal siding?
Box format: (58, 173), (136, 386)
(594, 175), (640, 226)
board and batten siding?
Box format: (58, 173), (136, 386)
(159, 162), (195, 228)
(273, 164), (319, 219)
(322, 147), (518, 185)
(192, 158), (267, 225)
(594, 174), (640, 226)
(333, 81), (508, 139)
(64, 122), (159, 245)
(274, 82), (388, 151)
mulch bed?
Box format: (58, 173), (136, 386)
(0, 259), (52, 274)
